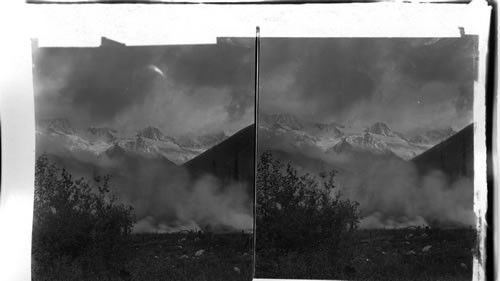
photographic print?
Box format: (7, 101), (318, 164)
(255, 36), (479, 280)
(31, 37), (255, 281)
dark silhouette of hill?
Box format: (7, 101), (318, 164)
(183, 124), (255, 192)
(412, 123), (474, 181)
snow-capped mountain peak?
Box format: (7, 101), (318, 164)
(138, 126), (167, 141)
(258, 113), (457, 160)
(175, 131), (227, 149)
(38, 118), (75, 135)
(330, 132), (393, 156)
(261, 113), (304, 130)
(35, 120), (221, 165)
(365, 122), (394, 137)
(87, 127), (117, 142)
(115, 135), (163, 156)
(313, 122), (344, 137)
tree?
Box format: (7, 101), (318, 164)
(256, 152), (359, 256)
(32, 155), (135, 279)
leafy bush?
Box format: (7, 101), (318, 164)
(32, 155), (135, 279)
(256, 152), (360, 257)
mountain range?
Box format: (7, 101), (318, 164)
(37, 114), (459, 166)
(36, 118), (228, 165)
(259, 113), (458, 160)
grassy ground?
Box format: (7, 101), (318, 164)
(255, 227), (477, 281)
(127, 232), (253, 281)
(33, 232), (253, 281)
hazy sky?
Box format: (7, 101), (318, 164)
(34, 36), (476, 136)
(259, 37), (477, 133)
(33, 37), (255, 136)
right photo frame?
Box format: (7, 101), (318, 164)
(255, 36), (484, 281)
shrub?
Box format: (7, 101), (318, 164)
(32, 155), (135, 279)
(256, 152), (360, 257)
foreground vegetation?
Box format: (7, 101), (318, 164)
(33, 155), (135, 281)
(255, 152), (477, 280)
(256, 152), (360, 253)
(256, 151), (360, 278)
(32, 155), (253, 281)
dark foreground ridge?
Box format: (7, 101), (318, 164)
(412, 123), (474, 181)
(183, 124), (255, 190)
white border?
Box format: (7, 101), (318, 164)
(0, 2), (491, 281)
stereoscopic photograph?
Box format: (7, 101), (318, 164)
(255, 36), (478, 280)
(31, 37), (255, 281)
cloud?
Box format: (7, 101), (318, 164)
(164, 39), (255, 122)
(261, 142), (475, 228)
(259, 37), (476, 132)
(259, 127), (475, 229)
(33, 38), (255, 136)
(165, 39), (254, 89)
(397, 37), (476, 84)
(260, 39), (380, 120)
(34, 46), (162, 124)
(111, 79), (254, 136)
(41, 145), (254, 233)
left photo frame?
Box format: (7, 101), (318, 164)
(30, 35), (256, 281)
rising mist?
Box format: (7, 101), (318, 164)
(37, 142), (254, 234)
(259, 135), (475, 229)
